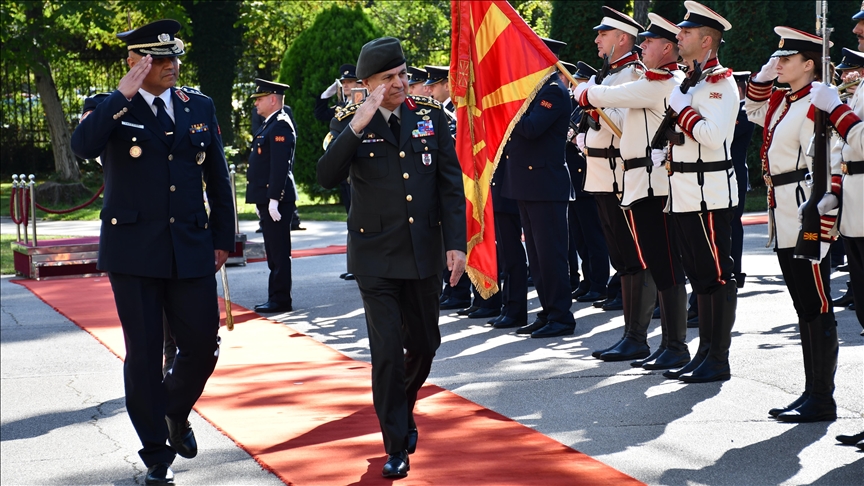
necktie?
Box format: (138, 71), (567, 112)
(388, 113), (400, 144)
(153, 97), (175, 143)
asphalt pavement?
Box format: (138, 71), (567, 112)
(1, 217), (862, 485)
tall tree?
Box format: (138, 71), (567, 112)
(550, 0), (627, 68)
(181, 0), (243, 153)
(650, 0), (685, 23)
(633, 0), (649, 28)
(279, 5), (382, 200)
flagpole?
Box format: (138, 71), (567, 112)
(555, 62), (623, 139)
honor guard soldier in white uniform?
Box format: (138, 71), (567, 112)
(247, 79), (297, 314)
(810, 8), (864, 447)
(575, 7), (650, 359)
(746, 27), (840, 423)
(575, 13), (690, 369)
(71, 19), (234, 484)
(658, 1), (740, 383)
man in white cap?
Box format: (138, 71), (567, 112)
(575, 13), (690, 370)
(655, 1), (739, 384)
(576, 6), (651, 359)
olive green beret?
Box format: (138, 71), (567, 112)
(356, 37), (406, 80)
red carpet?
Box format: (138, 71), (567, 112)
(742, 213), (768, 226)
(247, 244), (347, 264)
(15, 277), (642, 486)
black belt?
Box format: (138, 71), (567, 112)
(586, 147), (621, 159)
(623, 157), (652, 171)
(667, 159), (733, 173)
(842, 160), (864, 175)
(766, 168), (809, 187)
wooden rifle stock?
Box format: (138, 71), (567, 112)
(650, 57), (706, 150)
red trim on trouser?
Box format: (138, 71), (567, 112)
(705, 212), (727, 286)
(626, 210), (648, 270)
(811, 262), (829, 314)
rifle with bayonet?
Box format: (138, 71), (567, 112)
(650, 50), (711, 150)
(577, 48), (613, 134)
(794, 0), (831, 261)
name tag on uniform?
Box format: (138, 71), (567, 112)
(121, 121), (144, 129)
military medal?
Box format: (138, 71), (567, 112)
(129, 146), (142, 158)
(422, 153), (432, 166)
(257, 147), (262, 155)
(196, 151), (206, 165)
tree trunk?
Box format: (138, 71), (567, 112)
(32, 58), (80, 182)
(634, 0), (649, 29)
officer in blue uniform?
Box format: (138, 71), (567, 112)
(71, 19), (233, 484)
(246, 79), (297, 313)
(502, 37), (577, 338)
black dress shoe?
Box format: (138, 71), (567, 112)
(254, 226), (263, 233)
(343, 273), (355, 280)
(516, 318), (547, 335)
(571, 284), (590, 300)
(527, 276), (534, 287)
(382, 451), (410, 478)
(493, 316), (527, 329)
(457, 305), (481, 316)
(592, 338), (623, 359)
(769, 393), (810, 418)
(832, 292), (854, 307)
(468, 307), (500, 319)
(776, 397), (837, 423)
(652, 305), (661, 319)
(339, 273), (349, 279)
(576, 291), (607, 303)
(145, 463), (174, 484)
(602, 295), (623, 311)
(531, 321), (575, 338)
(641, 349), (691, 370)
(165, 417), (197, 459)
(836, 431), (864, 445)
(407, 428), (418, 454)
(439, 298), (471, 310)
(290, 224), (307, 231)
(600, 337), (650, 361)
(592, 298), (609, 308)
(254, 301), (293, 313)
(487, 314), (505, 325)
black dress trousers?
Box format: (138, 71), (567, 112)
(258, 201), (294, 306)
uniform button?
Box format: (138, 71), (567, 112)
(204, 223), (208, 229)
(111, 218), (117, 225)
(266, 184), (269, 188)
(360, 228), (365, 233)
(399, 151), (406, 158)
(132, 137), (137, 142)
(122, 107), (128, 113)
(424, 147), (429, 152)
(369, 152), (374, 157)
(169, 185), (176, 192)
(406, 195), (413, 201)
(168, 154), (174, 161)
(528, 165), (533, 170)
(200, 142), (205, 147)
(409, 217), (414, 224)
(403, 173), (409, 179)
(578, 168), (582, 172)
(169, 217), (175, 223)
(506, 155), (509, 159)
(112, 115), (118, 120)
(492, 182), (496, 186)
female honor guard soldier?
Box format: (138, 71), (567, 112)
(746, 27), (840, 423)
(246, 78), (297, 314)
(810, 6), (864, 450)
(659, 1), (739, 383)
(575, 7), (651, 357)
(317, 37), (466, 478)
(575, 13), (690, 369)
(71, 19), (234, 484)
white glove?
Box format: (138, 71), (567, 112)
(753, 57), (779, 83)
(255, 207), (260, 218)
(817, 193), (839, 215)
(268, 199), (282, 222)
(573, 75), (596, 101)
(320, 79), (340, 99)
(669, 86), (692, 114)
(798, 201), (805, 223)
(810, 81), (842, 113)
(576, 132), (587, 152)
(651, 148), (668, 168)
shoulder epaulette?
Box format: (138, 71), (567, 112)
(180, 86), (208, 97)
(335, 102), (360, 121)
(705, 68), (732, 84)
(276, 112), (292, 124)
(644, 68), (674, 81)
(409, 95), (442, 109)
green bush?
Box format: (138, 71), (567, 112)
(279, 5), (382, 202)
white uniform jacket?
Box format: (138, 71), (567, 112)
(584, 62), (684, 207)
(746, 82), (839, 249)
(826, 83), (864, 237)
(667, 60), (739, 213)
(583, 52), (641, 194)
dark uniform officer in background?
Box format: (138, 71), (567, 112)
(314, 63), (361, 123)
(246, 79), (297, 314)
(502, 37), (577, 339)
(407, 66), (429, 96)
(71, 19), (234, 484)
(317, 37), (466, 478)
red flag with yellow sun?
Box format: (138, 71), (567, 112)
(450, 0), (561, 298)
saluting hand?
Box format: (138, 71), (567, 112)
(348, 84), (387, 133)
(446, 250), (467, 287)
(118, 55), (153, 100)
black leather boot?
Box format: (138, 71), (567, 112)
(601, 270), (655, 361)
(664, 291), (713, 379)
(832, 281), (854, 307)
(680, 281), (737, 383)
(769, 319), (812, 417)
(778, 313), (838, 422)
(644, 284), (691, 370)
